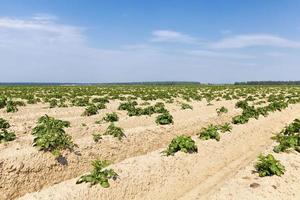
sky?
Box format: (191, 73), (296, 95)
(0, 0), (300, 83)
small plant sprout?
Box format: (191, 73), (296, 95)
(76, 160), (118, 188)
(216, 106), (228, 115)
(218, 123), (232, 133)
(255, 154), (285, 177)
(92, 133), (102, 142)
(181, 103), (193, 110)
(162, 135), (198, 156)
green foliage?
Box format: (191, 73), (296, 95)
(181, 103), (193, 110)
(6, 101), (18, 113)
(255, 154), (285, 177)
(76, 160), (118, 188)
(0, 129), (16, 142)
(218, 123), (232, 133)
(103, 112), (119, 122)
(92, 97), (109, 104)
(118, 101), (137, 111)
(216, 106), (228, 115)
(235, 100), (249, 109)
(162, 135), (198, 156)
(156, 112), (174, 125)
(0, 118), (15, 142)
(96, 103), (106, 110)
(83, 104), (99, 116)
(232, 115), (249, 124)
(32, 115), (75, 158)
(92, 133), (102, 142)
(273, 119), (300, 153)
(198, 124), (221, 141)
(0, 118), (10, 129)
(49, 99), (58, 108)
(104, 123), (125, 140)
(153, 102), (167, 113)
(0, 96), (7, 109)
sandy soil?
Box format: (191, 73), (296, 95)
(17, 104), (300, 200)
(0, 99), (239, 199)
(206, 146), (300, 200)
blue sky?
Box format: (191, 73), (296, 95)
(0, 0), (300, 83)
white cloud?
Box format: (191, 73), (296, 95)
(0, 16), (85, 48)
(150, 30), (199, 44)
(211, 34), (300, 49)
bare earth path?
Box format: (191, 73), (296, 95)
(18, 104), (300, 200)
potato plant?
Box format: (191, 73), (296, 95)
(198, 124), (221, 141)
(162, 135), (198, 156)
(273, 119), (300, 153)
(32, 115), (76, 158)
(104, 123), (125, 140)
(255, 154), (285, 177)
(76, 160), (118, 188)
(82, 104), (99, 116)
(0, 118), (15, 142)
(103, 112), (119, 122)
(156, 112), (174, 125)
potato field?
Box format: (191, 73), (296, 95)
(0, 85), (300, 200)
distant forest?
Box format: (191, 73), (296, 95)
(234, 81), (300, 85)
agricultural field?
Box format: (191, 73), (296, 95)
(0, 84), (300, 200)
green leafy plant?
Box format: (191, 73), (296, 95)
(0, 96), (7, 109)
(273, 119), (300, 153)
(0, 118), (16, 142)
(232, 115), (249, 124)
(162, 135), (198, 156)
(103, 112), (119, 122)
(218, 123), (232, 133)
(156, 112), (174, 125)
(255, 154), (285, 177)
(6, 101), (18, 113)
(198, 124), (220, 141)
(0, 118), (10, 129)
(49, 99), (58, 108)
(104, 123), (125, 140)
(0, 129), (16, 142)
(76, 160), (118, 188)
(216, 106), (228, 115)
(92, 133), (102, 142)
(82, 104), (99, 116)
(181, 103), (193, 110)
(32, 115), (75, 158)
